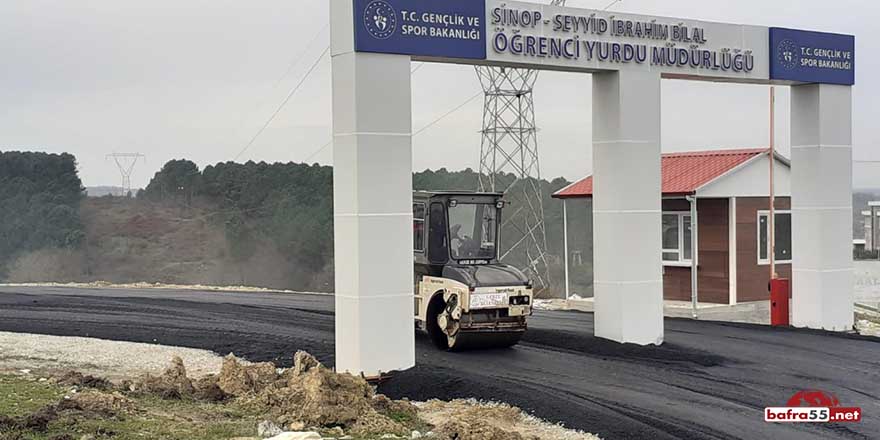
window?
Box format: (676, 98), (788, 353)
(758, 211), (792, 264)
(428, 203), (448, 264)
(448, 203), (497, 260)
(413, 203), (426, 252)
(662, 212), (693, 265)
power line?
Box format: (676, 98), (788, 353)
(413, 91), (482, 137)
(302, 140), (333, 164)
(299, 88), (482, 164)
(233, 44), (330, 161)
(227, 24), (329, 141)
(271, 24), (329, 91)
(602, 0), (622, 10)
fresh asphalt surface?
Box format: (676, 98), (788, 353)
(0, 286), (877, 440)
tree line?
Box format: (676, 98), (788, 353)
(0, 151), (85, 277)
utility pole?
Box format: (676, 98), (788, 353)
(769, 87), (777, 279)
(474, 0), (569, 296)
(107, 153), (145, 197)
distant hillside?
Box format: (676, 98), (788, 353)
(6, 159), (594, 296)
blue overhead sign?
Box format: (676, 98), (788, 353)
(353, 0), (486, 60)
(770, 28), (855, 85)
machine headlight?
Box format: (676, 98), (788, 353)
(509, 296), (531, 306)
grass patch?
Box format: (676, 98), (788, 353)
(0, 376), (65, 418)
(0, 376), (429, 440)
(0, 375), (260, 440)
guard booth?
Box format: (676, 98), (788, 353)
(330, 0), (857, 376)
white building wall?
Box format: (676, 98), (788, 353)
(697, 154), (791, 198)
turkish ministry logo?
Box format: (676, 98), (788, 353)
(765, 389), (862, 423)
(364, 0), (397, 40)
(776, 39), (800, 70)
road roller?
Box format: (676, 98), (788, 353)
(412, 191), (533, 350)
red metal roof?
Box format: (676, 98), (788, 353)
(553, 148), (769, 199)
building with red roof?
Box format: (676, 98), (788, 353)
(553, 148), (792, 305)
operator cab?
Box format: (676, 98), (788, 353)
(414, 192), (503, 269)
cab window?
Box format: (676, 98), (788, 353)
(428, 202), (448, 264)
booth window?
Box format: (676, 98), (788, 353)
(662, 212), (692, 265)
(758, 210), (792, 264)
(413, 202), (426, 252)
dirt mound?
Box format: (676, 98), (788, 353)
(434, 419), (526, 440)
(428, 401), (525, 440)
(419, 400), (599, 440)
(218, 354), (278, 396)
(121, 351), (414, 435)
(193, 374), (227, 402)
(22, 405), (58, 432)
(131, 356), (196, 399)
(53, 371), (113, 390)
(283, 360), (374, 426)
(59, 390), (136, 417)
(371, 394), (419, 421)
(1, 390), (134, 435)
(219, 351), (411, 435)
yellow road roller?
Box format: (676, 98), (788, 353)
(412, 191), (533, 350)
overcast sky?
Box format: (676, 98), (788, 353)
(1, 0), (878, 189)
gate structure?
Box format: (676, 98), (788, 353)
(331, 0), (857, 375)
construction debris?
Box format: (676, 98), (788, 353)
(129, 355), (196, 399)
(219, 355), (279, 397)
(2, 352), (598, 439)
(241, 351), (412, 436)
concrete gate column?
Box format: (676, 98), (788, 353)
(790, 84), (854, 331)
(591, 70), (664, 345)
(330, 0), (415, 375)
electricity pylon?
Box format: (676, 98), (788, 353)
(474, 0), (567, 295)
(107, 153), (145, 197)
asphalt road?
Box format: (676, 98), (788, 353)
(0, 286), (878, 440)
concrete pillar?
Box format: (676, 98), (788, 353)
(331, 0), (415, 375)
(790, 84), (854, 331)
(591, 70), (664, 345)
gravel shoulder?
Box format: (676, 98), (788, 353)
(0, 331), (224, 380)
